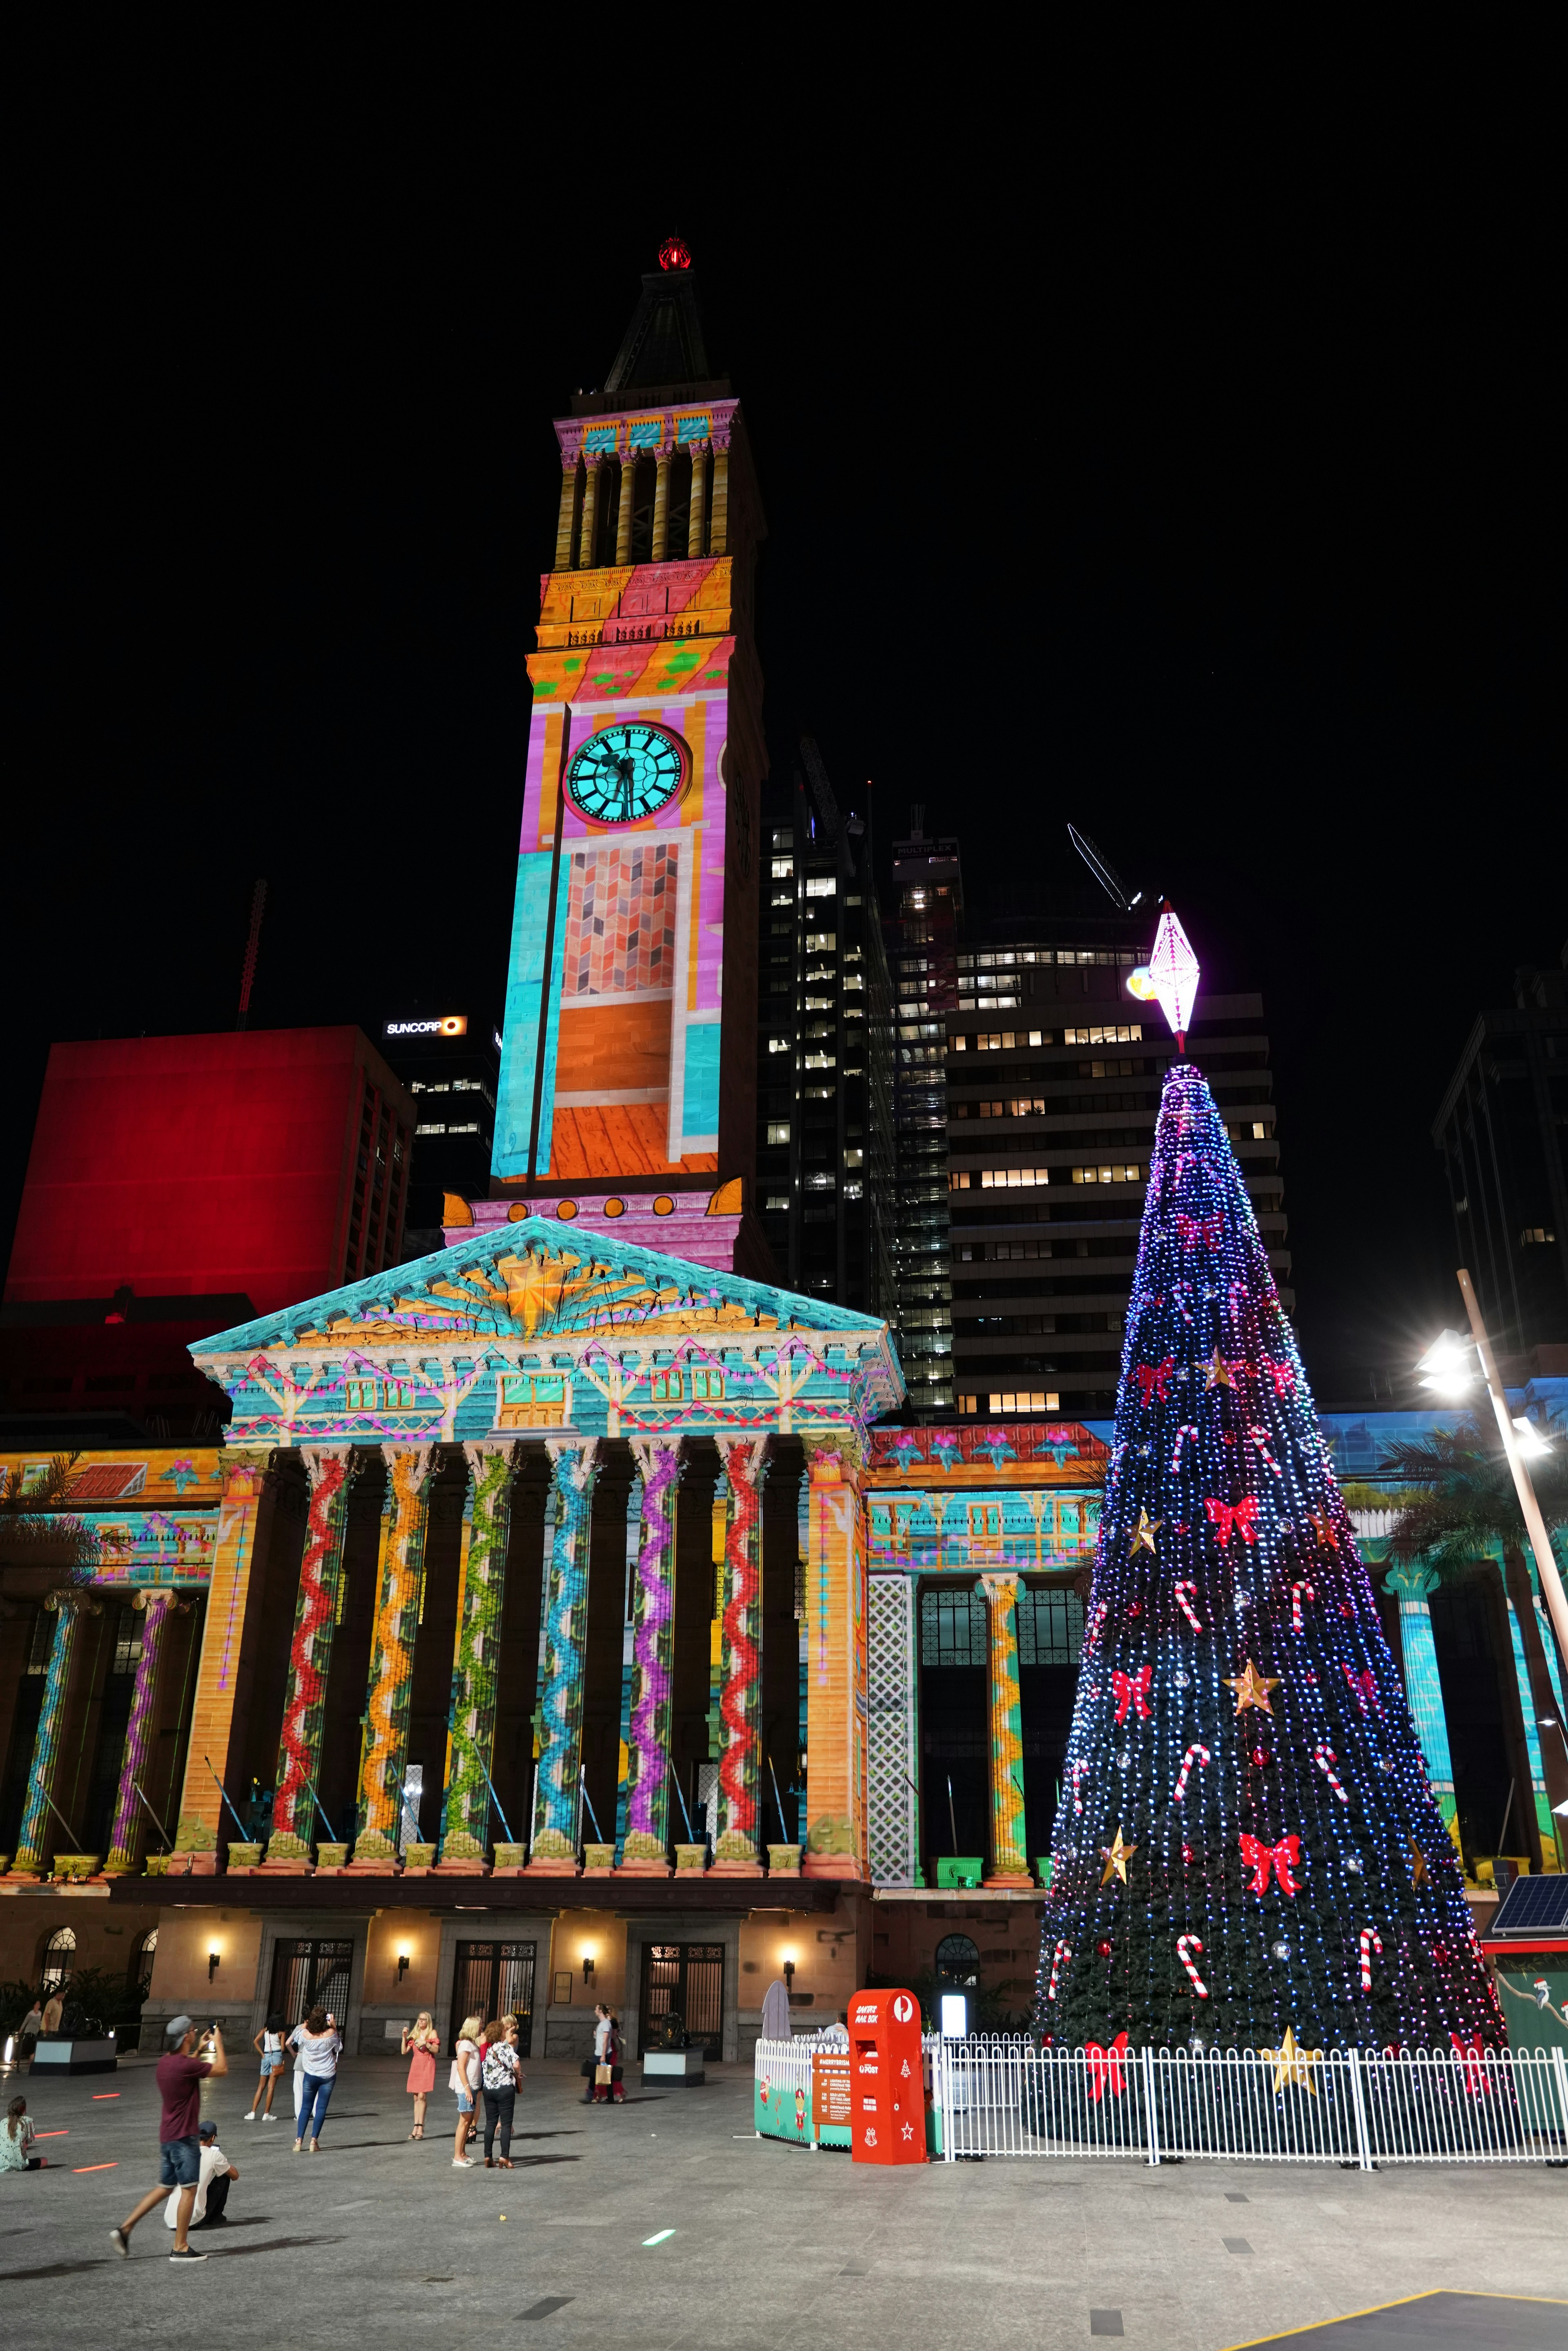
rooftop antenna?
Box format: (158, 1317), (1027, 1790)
(236, 879), (268, 1029)
(1067, 824), (1143, 911)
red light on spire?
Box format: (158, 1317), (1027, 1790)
(659, 233), (691, 272)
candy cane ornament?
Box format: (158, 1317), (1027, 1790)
(1291, 1580), (1316, 1633)
(1071, 1759), (1090, 1816)
(1174, 1580), (1204, 1633)
(1082, 1601), (1109, 1654)
(1313, 1743), (1350, 1804)
(1359, 1928), (1383, 1991)
(1173, 1743), (1211, 1802)
(1171, 1423), (1200, 1473)
(1177, 1935), (1209, 1998)
(1047, 1939), (1072, 2003)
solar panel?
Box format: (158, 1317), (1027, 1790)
(1489, 1875), (1568, 1935)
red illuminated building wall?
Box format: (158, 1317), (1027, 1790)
(6, 1030), (414, 1315)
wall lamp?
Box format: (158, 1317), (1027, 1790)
(582, 1953), (596, 1984)
(781, 1948), (797, 1986)
(396, 1950), (411, 1985)
(207, 1950), (220, 1984)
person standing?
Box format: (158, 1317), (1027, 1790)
(450, 2014), (481, 2166)
(40, 1988), (64, 2039)
(291, 2006), (341, 2152)
(479, 2017), (519, 2169)
(590, 2003), (624, 2105)
(245, 2011), (289, 2121)
(109, 2015), (226, 2262)
(401, 2012), (439, 2139)
(163, 2119), (238, 2230)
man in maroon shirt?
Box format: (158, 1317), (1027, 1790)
(110, 2016), (227, 2262)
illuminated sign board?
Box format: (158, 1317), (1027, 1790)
(385, 1016), (468, 1038)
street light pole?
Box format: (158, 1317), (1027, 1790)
(1456, 1268), (1568, 1679)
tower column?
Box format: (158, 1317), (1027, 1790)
(577, 455), (602, 570)
(708, 435), (730, 555)
(554, 455), (580, 571)
(8, 1589), (100, 1876)
(528, 1439), (601, 1867)
(104, 1589), (185, 1874)
(651, 448), (671, 561)
(350, 1445), (436, 1865)
(979, 1572), (1031, 1886)
(615, 452), (637, 565)
(686, 440), (708, 560)
(439, 1441), (520, 1863)
(800, 1433), (868, 1880)
(621, 1438), (683, 1869)
(267, 1445), (357, 1863)
(1383, 1562), (1460, 1852)
(712, 1437), (769, 1873)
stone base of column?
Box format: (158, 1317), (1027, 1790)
(257, 1857), (315, 1874)
(707, 1858), (764, 1877)
(614, 1858), (673, 1877)
(433, 1858), (491, 1877)
(343, 1859), (403, 1876)
(982, 1872), (1034, 1890)
(802, 1853), (863, 1880)
(183, 1852), (219, 1876)
(523, 1857), (582, 1877)
(1, 1869), (44, 1886)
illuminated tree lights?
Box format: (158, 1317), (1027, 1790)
(1038, 1064), (1504, 2054)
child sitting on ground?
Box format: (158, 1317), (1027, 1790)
(0, 2095), (43, 2172)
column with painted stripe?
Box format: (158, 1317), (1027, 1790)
(11, 1589), (100, 1874)
(173, 1448), (277, 1867)
(800, 1433), (868, 1881)
(621, 1438), (682, 1867)
(266, 1446), (357, 1861)
(528, 1439), (600, 1866)
(979, 1572), (1031, 1886)
(713, 1437), (769, 1873)
(104, 1589), (187, 1874)
(439, 1441), (519, 1861)
(350, 1446), (435, 1863)
(1382, 1562), (1460, 1851)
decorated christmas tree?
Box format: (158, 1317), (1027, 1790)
(1038, 911), (1504, 2056)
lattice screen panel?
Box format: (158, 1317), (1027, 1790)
(868, 1574), (919, 1886)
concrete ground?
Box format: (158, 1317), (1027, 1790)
(0, 2052), (1564, 2350)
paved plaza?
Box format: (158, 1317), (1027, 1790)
(0, 2052), (1564, 2349)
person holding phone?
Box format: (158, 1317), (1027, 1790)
(290, 2007), (341, 2152)
(401, 2012), (439, 2139)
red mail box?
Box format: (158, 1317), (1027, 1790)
(848, 1987), (927, 2164)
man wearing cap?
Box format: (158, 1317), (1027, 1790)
(163, 2120), (239, 2232)
(109, 2016), (227, 2264)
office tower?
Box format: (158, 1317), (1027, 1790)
(1432, 945), (1568, 1363)
(754, 744), (895, 1312)
(377, 1012), (500, 1244)
(888, 818), (964, 1417)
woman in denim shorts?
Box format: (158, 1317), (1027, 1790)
(245, 2012), (289, 2122)
(450, 2014), (482, 2168)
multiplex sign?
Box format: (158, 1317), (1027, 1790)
(385, 1016), (468, 1038)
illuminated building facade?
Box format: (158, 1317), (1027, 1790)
(492, 252), (765, 1252)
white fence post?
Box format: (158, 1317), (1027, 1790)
(1142, 2046), (1160, 2166)
(1553, 2049), (1568, 2155)
(1346, 2047), (1373, 2171)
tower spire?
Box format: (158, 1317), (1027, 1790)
(603, 242), (717, 397)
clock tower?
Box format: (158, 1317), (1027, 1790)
(491, 243), (766, 1257)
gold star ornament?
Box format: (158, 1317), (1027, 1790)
(1203, 1348), (1235, 1390)
(1100, 1827), (1137, 1885)
(1410, 1844), (1428, 1888)
(1261, 2025), (1320, 2096)
(1128, 1511), (1162, 1556)
(1225, 1658), (1280, 1714)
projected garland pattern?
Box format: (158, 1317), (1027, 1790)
(1038, 1065), (1503, 2055)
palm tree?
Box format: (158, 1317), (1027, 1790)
(0, 1453), (98, 1578)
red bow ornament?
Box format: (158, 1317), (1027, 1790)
(1134, 1357), (1175, 1406)
(1262, 1357), (1296, 1396)
(1449, 2034), (1494, 2097)
(1176, 1212), (1224, 1251)
(1112, 1664), (1153, 1723)
(1239, 1832), (1302, 1895)
(1085, 2030), (1130, 2102)
(1204, 1495), (1259, 1548)
(1342, 1665), (1381, 1714)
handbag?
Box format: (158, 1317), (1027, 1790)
(595, 2062), (613, 2086)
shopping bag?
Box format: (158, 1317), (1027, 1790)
(595, 2062), (613, 2086)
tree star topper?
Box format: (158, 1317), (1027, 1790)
(1128, 1510), (1162, 1555)
(1226, 1659), (1280, 1713)
(1145, 902), (1200, 1052)
(1261, 2026), (1319, 2096)
(1100, 1826), (1137, 1885)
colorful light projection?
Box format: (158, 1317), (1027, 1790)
(623, 1439), (682, 1862)
(440, 1442), (520, 1859)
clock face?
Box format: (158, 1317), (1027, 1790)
(565, 723), (687, 825)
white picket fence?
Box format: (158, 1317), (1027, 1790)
(931, 2038), (1568, 2167)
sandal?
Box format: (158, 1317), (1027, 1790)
(498, 2157), (514, 2169)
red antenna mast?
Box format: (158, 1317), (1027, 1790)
(236, 879), (268, 1029)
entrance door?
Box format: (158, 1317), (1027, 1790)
(270, 1938), (355, 2028)
(641, 1943), (725, 2059)
(450, 1941), (536, 2056)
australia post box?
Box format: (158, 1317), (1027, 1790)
(849, 1988), (927, 2164)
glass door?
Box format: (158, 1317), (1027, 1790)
(269, 1938), (354, 2029)
(641, 1942), (725, 2059)
(450, 1941), (536, 2057)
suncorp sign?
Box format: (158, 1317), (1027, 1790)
(385, 1015), (468, 1038)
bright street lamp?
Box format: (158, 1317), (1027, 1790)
(1414, 1330), (1476, 1395)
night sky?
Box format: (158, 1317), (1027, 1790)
(11, 67), (1563, 1402)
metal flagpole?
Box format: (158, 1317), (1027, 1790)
(1458, 1270), (1568, 1670)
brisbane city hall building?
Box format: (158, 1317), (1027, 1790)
(2, 251), (1562, 2070)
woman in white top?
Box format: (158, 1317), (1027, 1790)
(449, 2013), (482, 2168)
(289, 2006), (342, 2152)
(245, 2011), (289, 2121)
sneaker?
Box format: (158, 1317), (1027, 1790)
(261, 2112), (277, 2122)
(169, 2246), (208, 2263)
(109, 2227), (130, 2260)
(451, 2155), (476, 2167)
(242, 2110), (256, 2121)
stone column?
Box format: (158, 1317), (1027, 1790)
(577, 456), (602, 570)
(708, 435), (730, 555)
(266, 1446), (357, 1863)
(103, 1589), (184, 1874)
(800, 1433), (868, 1880)
(615, 453), (637, 564)
(173, 1447), (276, 1869)
(712, 1437), (769, 1873)
(9, 1588), (99, 1876)
(350, 1445), (436, 1865)
(686, 440), (708, 559)
(438, 1442), (519, 1863)
(1383, 1562), (1460, 1852)
(554, 456), (579, 572)
(620, 1439), (683, 1869)
(528, 1439), (601, 1867)
(979, 1573), (1031, 1886)
(651, 449), (671, 561)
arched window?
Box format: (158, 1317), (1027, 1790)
(130, 1927), (159, 2000)
(933, 1934), (980, 1986)
(40, 1925), (76, 1994)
